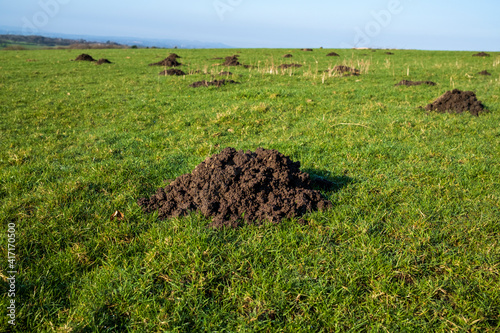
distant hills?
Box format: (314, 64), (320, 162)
(0, 34), (124, 49)
(0, 26), (232, 49)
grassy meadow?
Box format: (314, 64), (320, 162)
(1, 47), (499, 332)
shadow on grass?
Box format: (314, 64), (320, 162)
(303, 168), (355, 193)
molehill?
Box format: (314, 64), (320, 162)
(149, 54), (182, 67)
(159, 69), (186, 76)
(189, 79), (238, 88)
(74, 54), (95, 61)
(138, 147), (333, 228)
(395, 80), (436, 86)
(425, 89), (485, 116)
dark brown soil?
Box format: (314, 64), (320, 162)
(96, 58), (112, 65)
(74, 54), (96, 61)
(149, 55), (182, 67)
(189, 79), (238, 88)
(219, 71), (233, 75)
(137, 147), (332, 228)
(478, 70), (491, 76)
(332, 65), (360, 75)
(159, 69), (186, 76)
(473, 52), (490, 57)
(385, 52), (394, 55)
(167, 53), (181, 59)
(302, 48), (313, 51)
(283, 54), (293, 58)
(223, 55), (241, 66)
(395, 80), (436, 86)
(425, 89), (485, 116)
(279, 63), (303, 69)
(326, 52), (340, 57)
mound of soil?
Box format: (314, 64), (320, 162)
(425, 89), (485, 116)
(302, 48), (313, 51)
(326, 52), (340, 57)
(332, 65), (359, 75)
(137, 147), (332, 227)
(189, 79), (238, 88)
(478, 70), (491, 76)
(385, 52), (394, 55)
(283, 54), (293, 58)
(149, 55), (182, 67)
(74, 54), (96, 61)
(279, 63), (303, 69)
(96, 58), (112, 65)
(219, 71), (233, 75)
(223, 55), (241, 66)
(159, 69), (186, 76)
(395, 80), (436, 86)
(473, 52), (490, 57)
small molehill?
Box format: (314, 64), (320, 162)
(149, 54), (182, 66)
(283, 54), (293, 58)
(279, 63), (303, 69)
(74, 54), (96, 61)
(326, 52), (340, 57)
(478, 70), (491, 76)
(167, 53), (181, 59)
(332, 65), (359, 75)
(159, 69), (186, 76)
(385, 52), (394, 55)
(189, 79), (238, 88)
(473, 52), (490, 57)
(302, 48), (313, 51)
(219, 71), (233, 75)
(96, 58), (112, 65)
(395, 80), (436, 86)
(425, 89), (485, 116)
(137, 147), (333, 228)
(223, 55), (241, 66)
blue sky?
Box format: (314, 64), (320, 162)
(1, 0), (499, 50)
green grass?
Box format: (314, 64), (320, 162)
(1, 48), (499, 332)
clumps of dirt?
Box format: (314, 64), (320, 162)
(159, 69), (186, 76)
(137, 147), (333, 228)
(279, 63), (303, 69)
(96, 58), (112, 65)
(302, 48), (313, 51)
(149, 54), (182, 67)
(223, 55), (241, 66)
(167, 53), (181, 59)
(326, 52), (340, 57)
(385, 52), (394, 55)
(332, 65), (359, 75)
(425, 89), (485, 116)
(478, 70), (491, 76)
(74, 54), (96, 61)
(219, 71), (233, 75)
(473, 52), (490, 57)
(189, 79), (238, 88)
(283, 54), (293, 58)
(395, 80), (436, 86)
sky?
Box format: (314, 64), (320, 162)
(1, 0), (499, 50)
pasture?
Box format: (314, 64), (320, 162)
(1, 48), (499, 332)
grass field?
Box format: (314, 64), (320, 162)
(1, 47), (499, 332)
